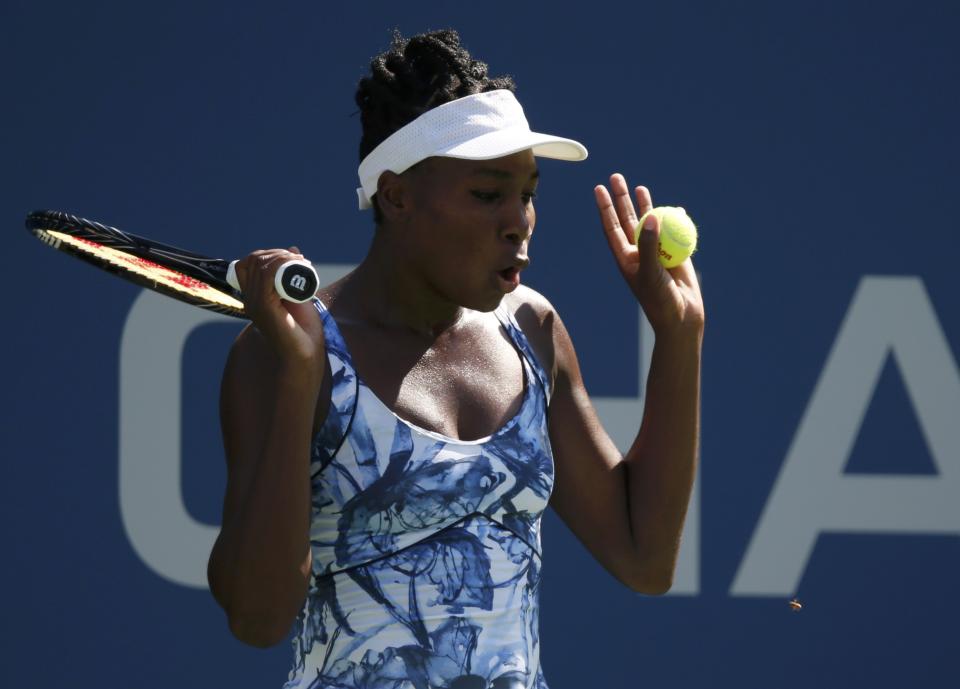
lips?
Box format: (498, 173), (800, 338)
(495, 256), (528, 291)
(498, 266), (520, 281)
(499, 256), (529, 272)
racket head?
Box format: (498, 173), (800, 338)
(26, 210), (247, 318)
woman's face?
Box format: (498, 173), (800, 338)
(397, 149), (540, 312)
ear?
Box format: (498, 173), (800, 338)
(375, 171), (411, 223)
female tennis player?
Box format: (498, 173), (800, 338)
(208, 29), (704, 689)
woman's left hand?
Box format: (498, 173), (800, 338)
(594, 173), (705, 336)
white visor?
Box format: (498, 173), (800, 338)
(356, 89), (588, 210)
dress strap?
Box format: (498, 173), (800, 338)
(313, 299), (357, 367)
(494, 304), (553, 406)
(309, 298), (360, 473)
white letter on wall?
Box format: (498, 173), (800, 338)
(731, 277), (960, 596)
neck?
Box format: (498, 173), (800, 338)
(338, 233), (469, 339)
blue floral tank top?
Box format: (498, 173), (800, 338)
(283, 299), (555, 689)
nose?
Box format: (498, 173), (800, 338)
(499, 200), (533, 245)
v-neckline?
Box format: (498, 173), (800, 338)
(315, 300), (532, 445)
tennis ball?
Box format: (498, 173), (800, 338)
(634, 206), (698, 268)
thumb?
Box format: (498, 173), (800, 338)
(637, 210), (661, 273)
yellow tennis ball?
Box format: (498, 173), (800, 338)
(634, 206), (698, 268)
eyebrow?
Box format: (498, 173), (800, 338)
(470, 167), (540, 181)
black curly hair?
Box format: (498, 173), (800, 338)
(355, 29), (516, 222)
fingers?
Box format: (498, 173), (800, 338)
(597, 174), (656, 244)
(234, 248), (314, 336)
(599, 173), (666, 287)
(232, 248), (302, 297)
(609, 174), (639, 245)
(634, 185), (653, 223)
(232, 248), (325, 365)
(594, 184), (634, 264)
(595, 173), (660, 262)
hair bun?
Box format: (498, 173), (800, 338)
(355, 29), (516, 163)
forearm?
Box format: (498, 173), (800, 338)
(624, 326), (703, 590)
(209, 368), (318, 639)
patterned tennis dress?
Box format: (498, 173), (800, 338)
(283, 299), (555, 689)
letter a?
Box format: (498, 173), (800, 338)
(732, 277), (960, 596)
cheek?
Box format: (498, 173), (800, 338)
(436, 233), (490, 277)
(409, 198), (499, 275)
(422, 208), (492, 257)
(424, 231), (496, 292)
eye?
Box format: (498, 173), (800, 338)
(471, 190), (500, 202)
(470, 189), (537, 205)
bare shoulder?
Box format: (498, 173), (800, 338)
(501, 284), (566, 389)
(224, 323), (282, 384)
(501, 283), (555, 324)
(220, 325), (284, 455)
(221, 320), (320, 427)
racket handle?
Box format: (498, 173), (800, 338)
(226, 259), (319, 303)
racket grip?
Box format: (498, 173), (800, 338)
(226, 259), (319, 303)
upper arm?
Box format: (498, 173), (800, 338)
(208, 325), (275, 603)
(217, 325), (331, 530)
(217, 324), (276, 531)
(210, 324), (325, 630)
(510, 289), (640, 588)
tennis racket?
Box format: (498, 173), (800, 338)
(26, 210), (319, 319)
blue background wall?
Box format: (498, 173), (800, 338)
(4, 1), (959, 686)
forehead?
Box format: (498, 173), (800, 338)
(417, 150), (539, 182)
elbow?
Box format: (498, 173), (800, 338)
(207, 547), (305, 648)
(220, 595), (303, 648)
(228, 612), (294, 648)
(627, 574), (673, 596)
(210, 582), (305, 648)
(619, 562), (675, 596)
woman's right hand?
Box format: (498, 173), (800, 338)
(231, 247), (326, 377)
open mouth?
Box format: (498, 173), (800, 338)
(497, 266), (521, 289)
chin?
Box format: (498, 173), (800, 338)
(453, 288), (504, 313)
(440, 276), (511, 312)
(468, 294), (504, 313)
